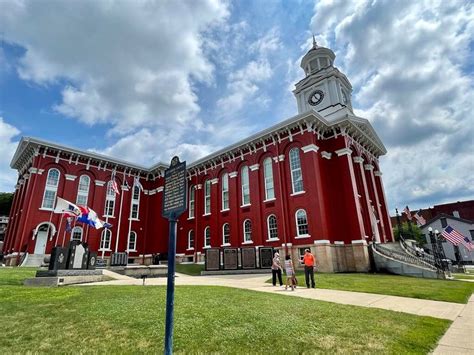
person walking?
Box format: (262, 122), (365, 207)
(284, 254), (295, 291)
(303, 248), (316, 288)
(271, 251), (283, 286)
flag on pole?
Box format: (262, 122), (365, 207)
(441, 226), (474, 251)
(65, 217), (74, 232)
(54, 197), (81, 217)
(403, 205), (412, 221)
(77, 206), (112, 229)
(134, 176), (144, 192)
(413, 209), (426, 226)
(111, 170), (120, 195)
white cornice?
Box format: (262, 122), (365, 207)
(335, 148), (352, 157)
(157, 186), (164, 192)
(249, 164), (260, 171)
(65, 174), (77, 181)
(321, 151), (332, 159)
(374, 171), (383, 177)
(364, 164), (374, 171)
(229, 172), (238, 178)
(353, 156), (364, 164)
(95, 180), (105, 187)
(301, 144), (319, 153)
(210, 178), (219, 184)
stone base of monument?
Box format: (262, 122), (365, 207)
(110, 265), (168, 278)
(24, 269), (108, 287)
(201, 269), (271, 276)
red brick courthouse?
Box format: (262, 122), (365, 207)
(3, 42), (393, 270)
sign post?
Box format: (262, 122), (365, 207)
(162, 156), (187, 355)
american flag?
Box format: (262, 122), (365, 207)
(403, 205), (412, 221)
(441, 226), (474, 251)
(111, 171), (120, 195)
(413, 210), (426, 226)
(134, 176), (144, 192)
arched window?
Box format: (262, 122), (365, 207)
(289, 148), (304, 194)
(71, 226), (83, 241)
(241, 166), (250, 206)
(188, 230), (195, 250)
(243, 219), (252, 242)
(188, 186), (195, 218)
(104, 181), (116, 217)
(295, 209), (309, 236)
(204, 180), (211, 215)
(204, 226), (211, 247)
(76, 175), (90, 206)
(100, 229), (112, 250)
(128, 231), (137, 251)
(222, 223), (230, 245)
(130, 185), (140, 219)
(263, 157), (274, 200)
(221, 173), (229, 211)
(267, 215), (278, 240)
(41, 168), (60, 209)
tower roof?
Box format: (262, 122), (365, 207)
(300, 38), (336, 72)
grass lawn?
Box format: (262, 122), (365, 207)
(452, 273), (474, 280)
(0, 268), (449, 354)
(175, 263), (204, 276)
(268, 271), (474, 304)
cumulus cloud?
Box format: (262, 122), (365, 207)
(0, 118), (20, 192)
(310, 0), (474, 209)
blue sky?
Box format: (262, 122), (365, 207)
(1, 0), (473, 213)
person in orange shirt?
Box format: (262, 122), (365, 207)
(303, 249), (316, 288)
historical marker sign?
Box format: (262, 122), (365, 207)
(223, 248), (238, 270)
(162, 156), (187, 219)
(241, 247), (257, 269)
(205, 248), (221, 271)
(259, 247), (274, 269)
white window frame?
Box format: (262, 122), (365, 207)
(243, 219), (252, 243)
(289, 148), (304, 194)
(104, 181), (116, 217)
(222, 223), (230, 246)
(267, 214), (279, 241)
(295, 209), (309, 237)
(187, 230), (195, 250)
(130, 185), (140, 220)
(204, 226), (211, 248)
(188, 186), (195, 219)
(241, 166), (250, 206)
(127, 231), (137, 251)
(76, 175), (90, 206)
(221, 173), (229, 211)
(71, 226), (83, 241)
(263, 157), (275, 201)
(204, 180), (211, 215)
(41, 168), (60, 210)
(100, 229), (112, 251)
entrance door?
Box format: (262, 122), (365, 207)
(34, 231), (48, 254)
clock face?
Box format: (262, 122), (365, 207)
(308, 89), (324, 106)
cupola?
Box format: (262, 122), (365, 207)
(300, 36), (336, 76)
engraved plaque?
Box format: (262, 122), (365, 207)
(205, 248), (220, 271)
(259, 247), (274, 269)
(223, 248), (238, 270)
(241, 247), (256, 269)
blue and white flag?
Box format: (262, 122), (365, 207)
(54, 197), (81, 217)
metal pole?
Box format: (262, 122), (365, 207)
(164, 213), (177, 355)
(395, 208), (402, 239)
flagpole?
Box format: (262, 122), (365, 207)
(126, 179), (135, 257)
(55, 214), (64, 247)
(115, 173), (126, 253)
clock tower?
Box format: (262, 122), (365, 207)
(293, 37), (353, 121)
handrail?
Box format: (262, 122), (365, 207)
(398, 235), (437, 269)
(372, 243), (438, 271)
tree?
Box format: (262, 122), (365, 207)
(393, 222), (425, 245)
(0, 193), (14, 216)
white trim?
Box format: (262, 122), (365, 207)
(352, 240), (367, 245)
(202, 213), (211, 217)
(157, 186), (164, 192)
(102, 215), (115, 219)
(321, 151), (332, 159)
(186, 248), (195, 251)
(229, 171), (238, 178)
(221, 243), (231, 247)
(220, 209), (230, 213)
(210, 178), (219, 184)
(364, 164), (374, 171)
(202, 246), (211, 249)
(295, 234), (311, 239)
(242, 241), (254, 245)
(314, 239), (330, 244)
(334, 241), (345, 245)
(122, 186), (130, 191)
(187, 217), (195, 220)
(65, 174), (77, 181)
(249, 164), (260, 171)
(39, 207), (54, 212)
(266, 238), (280, 242)
(240, 204), (251, 208)
(128, 218), (140, 221)
(353, 156), (364, 164)
(95, 180), (105, 186)
(335, 148), (352, 156)
(263, 198), (276, 203)
(290, 191), (306, 196)
(374, 171), (383, 177)
(301, 144), (319, 153)
(278, 154), (285, 161)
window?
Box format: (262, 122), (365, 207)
(130, 185), (140, 219)
(469, 230), (474, 240)
(241, 166), (250, 206)
(204, 226), (211, 247)
(440, 218), (447, 228)
(221, 173), (229, 210)
(41, 168), (60, 209)
(289, 148), (304, 194)
(296, 209), (309, 236)
(243, 219), (252, 242)
(71, 226), (83, 241)
(128, 231), (137, 251)
(263, 158), (275, 200)
(267, 215), (278, 240)
(188, 186), (195, 218)
(76, 175), (90, 206)
(204, 180), (211, 215)
(188, 230), (195, 249)
(222, 223), (230, 245)
(100, 229), (112, 250)
(104, 181), (116, 217)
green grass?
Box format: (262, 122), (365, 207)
(175, 263), (204, 276)
(0, 268), (449, 354)
(269, 271), (474, 304)
(452, 273), (474, 280)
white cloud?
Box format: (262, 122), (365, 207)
(0, 118), (20, 192)
(310, 0), (474, 209)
